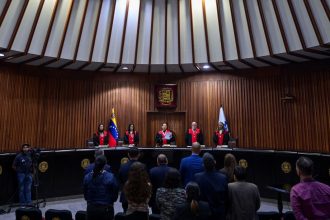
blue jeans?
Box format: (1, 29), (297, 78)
(17, 173), (33, 205)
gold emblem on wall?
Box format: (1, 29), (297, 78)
(52, 217), (60, 220)
(158, 89), (174, 105)
(21, 215), (30, 220)
(239, 159), (248, 168)
(0, 165), (2, 175)
(38, 161), (48, 173)
(281, 162), (292, 174)
(121, 157), (129, 165)
(81, 159), (90, 169)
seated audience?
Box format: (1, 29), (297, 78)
(173, 182), (211, 220)
(219, 153), (237, 183)
(156, 168), (186, 220)
(84, 149), (111, 175)
(180, 142), (204, 186)
(227, 166), (260, 220)
(83, 155), (118, 220)
(194, 153), (228, 220)
(149, 154), (171, 214)
(123, 123), (139, 146)
(124, 162), (152, 220)
(118, 147), (141, 212)
(290, 156), (330, 220)
(93, 123), (109, 146)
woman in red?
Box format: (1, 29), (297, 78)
(123, 124), (139, 146)
(93, 124), (109, 146)
(213, 122), (230, 146)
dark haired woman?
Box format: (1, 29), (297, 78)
(93, 124), (109, 146)
(213, 122), (230, 146)
(156, 168), (186, 220)
(124, 162), (152, 220)
(83, 155), (119, 220)
(220, 153), (237, 183)
(173, 182), (211, 220)
(123, 123), (139, 146)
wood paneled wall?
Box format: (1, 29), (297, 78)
(0, 63), (329, 153)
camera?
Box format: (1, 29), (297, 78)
(29, 148), (41, 162)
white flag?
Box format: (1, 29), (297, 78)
(219, 106), (229, 131)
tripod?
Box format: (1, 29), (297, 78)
(30, 157), (46, 209)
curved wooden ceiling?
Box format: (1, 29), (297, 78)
(0, 0), (329, 73)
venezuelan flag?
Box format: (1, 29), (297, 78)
(108, 108), (119, 147)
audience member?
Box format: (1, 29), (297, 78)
(149, 154), (171, 214)
(124, 162), (152, 220)
(156, 168), (186, 220)
(290, 156), (330, 220)
(194, 153), (228, 220)
(219, 153), (237, 183)
(118, 147), (141, 212)
(84, 149), (111, 175)
(180, 142), (204, 186)
(83, 155), (118, 220)
(226, 166), (260, 220)
(173, 182), (211, 220)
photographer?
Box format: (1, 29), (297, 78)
(12, 144), (33, 206)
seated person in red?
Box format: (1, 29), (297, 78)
(123, 123), (139, 146)
(93, 124), (109, 146)
(185, 122), (204, 146)
(212, 122), (229, 146)
(155, 122), (176, 146)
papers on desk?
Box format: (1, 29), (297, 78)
(216, 145), (229, 148)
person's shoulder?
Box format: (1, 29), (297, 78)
(156, 187), (167, 195)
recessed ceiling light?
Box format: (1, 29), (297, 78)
(122, 66), (128, 70)
(0, 53), (4, 57)
(203, 65), (210, 69)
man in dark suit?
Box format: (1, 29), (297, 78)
(179, 142), (204, 186)
(185, 122), (204, 146)
(84, 149), (111, 175)
(149, 154), (171, 214)
(118, 147), (141, 212)
(194, 153), (228, 220)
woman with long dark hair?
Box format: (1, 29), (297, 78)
(220, 153), (237, 183)
(93, 123), (109, 146)
(83, 155), (118, 220)
(173, 182), (211, 220)
(124, 162), (152, 219)
(123, 123), (139, 146)
(156, 168), (186, 220)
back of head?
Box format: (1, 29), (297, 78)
(185, 182), (200, 216)
(164, 168), (182, 189)
(203, 153), (215, 171)
(125, 162), (151, 203)
(93, 155), (107, 179)
(157, 154), (168, 165)
(296, 156), (313, 176)
(191, 142), (201, 154)
(224, 153), (236, 168)
(94, 149), (104, 158)
(128, 147), (140, 159)
(234, 166), (247, 181)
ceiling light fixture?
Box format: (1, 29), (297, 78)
(0, 53), (4, 57)
(203, 64), (210, 69)
(122, 66), (128, 70)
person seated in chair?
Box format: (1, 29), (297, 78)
(185, 122), (204, 146)
(155, 122), (176, 146)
